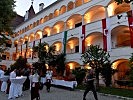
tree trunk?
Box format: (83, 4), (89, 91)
(95, 69), (99, 90)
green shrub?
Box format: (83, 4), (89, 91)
(72, 68), (86, 85)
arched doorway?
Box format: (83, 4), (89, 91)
(112, 59), (130, 81)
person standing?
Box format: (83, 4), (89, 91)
(45, 71), (52, 92)
(31, 69), (40, 100)
(23, 68), (30, 91)
(0, 67), (4, 88)
(83, 69), (98, 100)
(8, 68), (17, 99)
(1, 70), (9, 92)
(5, 68), (11, 94)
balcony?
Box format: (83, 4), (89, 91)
(66, 53), (82, 64)
(110, 47), (132, 61)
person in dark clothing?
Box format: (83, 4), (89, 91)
(31, 69), (40, 100)
(45, 71), (52, 92)
(23, 68), (30, 91)
(83, 69), (98, 100)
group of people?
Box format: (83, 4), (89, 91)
(0, 67), (31, 99)
(0, 66), (98, 100)
(0, 66), (53, 100)
(30, 68), (53, 100)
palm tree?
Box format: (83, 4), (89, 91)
(32, 41), (56, 76)
(33, 41), (56, 63)
(55, 53), (66, 76)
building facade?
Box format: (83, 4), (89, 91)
(0, 0), (133, 80)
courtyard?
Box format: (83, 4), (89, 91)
(0, 86), (131, 100)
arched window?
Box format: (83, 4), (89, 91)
(49, 13), (53, 20)
(75, 0), (82, 7)
(67, 2), (74, 11)
(54, 9), (59, 17)
(60, 5), (66, 14)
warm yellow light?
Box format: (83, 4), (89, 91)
(108, 5), (114, 16)
(87, 43), (91, 46)
(45, 64), (49, 69)
(84, 13), (91, 23)
(20, 38), (23, 41)
(69, 43), (74, 49)
(55, 26), (60, 33)
(31, 34), (34, 37)
(67, 21), (73, 29)
(47, 30), (51, 36)
(15, 41), (18, 44)
(86, 19), (90, 23)
(69, 63), (73, 69)
(16, 53), (19, 58)
(55, 44), (60, 51)
(25, 36), (28, 40)
(112, 62), (117, 69)
(70, 25), (73, 29)
(85, 63), (91, 69)
(36, 31), (42, 39)
(47, 33), (50, 36)
(44, 45), (49, 52)
(44, 28), (51, 36)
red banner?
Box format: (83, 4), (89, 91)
(102, 18), (107, 51)
(128, 10), (133, 48)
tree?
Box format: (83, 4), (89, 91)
(0, 0), (16, 54)
(32, 42), (56, 76)
(55, 53), (66, 76)
(32, 41), (56, 64)
(81, 45), (110, 88)
(10, 56), (28, 70)
(72, 68), (86, 85)
(128, 53), (133, 80)
(115, 0), (133, 4)
(101, 62), (113, 87)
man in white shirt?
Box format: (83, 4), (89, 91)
(31, 69), (40, 100)
(0, 67), (4, 89)
(8, 68), (17, 99)
(1, 71), (8, 92)
(0, 67), (4, 77)
(46, 72), (52, 92)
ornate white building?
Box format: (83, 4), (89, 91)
(1, 0), (133, 80)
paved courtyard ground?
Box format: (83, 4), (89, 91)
(0, 86), (132, 100)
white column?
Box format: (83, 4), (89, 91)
(79, 15), (85, 53)
(130, 1), (133, 10)
(79, 26), (83, 53)
(82, 15), (84, 25)
(74, 0), (76, 8)
(64, 22), (67, 31)
(61, 31), (64, 52)
(105, 6), (112, 51)
(104, 6), (108, 18)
